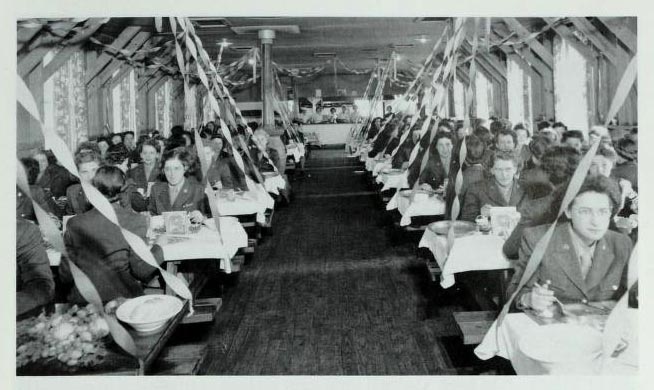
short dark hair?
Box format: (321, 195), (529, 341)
(496, 129), (518, 146)
(437, 120), (453, 132)
(170, 125), (185, 137)
(434, 131), (455, 146)
(75, 141), (101, 156)
(92, 166), (125, 203)
(110, 133), (123, 142)
(552, 121), (567, 130)
(139, 138), (161, 154)
(528, 134), (554, 160)
(562, 130), (584, 143)
(464, 135), (486, 165)
(122, 131), (135, 137)
(473, 126), (493, 146)
(490, 120), (507, 135)
(74, 150), (102, 168)
(20, 157), (40, 185)
(537, 120), (552, 131)
(105, 143), (130, 166)
(160, 146), (195, 176)
(570, 174), (622, 214)
(541, 146), (581, 185)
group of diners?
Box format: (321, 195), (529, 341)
(16, 122), (298, 318)
(362, 111), (638, 312)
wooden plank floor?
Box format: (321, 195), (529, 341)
(197, 149), (510, 375)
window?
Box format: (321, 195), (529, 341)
(42, 51), (88, 151)
(507, 56), (533, 129)
(553, 35), (590, 133)
(111, 69), (137, 134)
(474, 71), (492, 120)
(155, 79), (172, 137)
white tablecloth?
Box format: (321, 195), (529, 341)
(475, 312), (638, 375)
(418, 231), (512, 288)
(50, 216), (248, 274)
(376, 170), (409, 191)
(156, 217), (248, 273)
(386, 190), (445, 226)
(214, 189), (269, 224)
(372, 161), (392, 177)
(263, 173), (287, 195)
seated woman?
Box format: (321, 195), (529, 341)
(251, 129), (281, 173)
(204, 136), (248, 191)
(503, 146), (581, 259)
(105, 143), (149, 212)
(460, 151), (527, 222)
(391, 122), (421, 169)
(417, 132), (459, 193)
(148, 147), (208, 222)
(367, 117), (399, 158)
(127, 138), (162, 202)
(16, 218), (55, 317)
(65, 150), (102, 215)
(507, 175), (633, 310)
(59, 166), (164, 303)
(366, 117), (383, 141)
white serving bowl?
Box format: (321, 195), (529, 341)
(518, 324), (603, 374)
(116, 295), (183, 333)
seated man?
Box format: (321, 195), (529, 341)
(460, 151), (526, 222)
(16, 218), (55, 317)
(494, 129), (518, 153)
(507, 175), (632, 309)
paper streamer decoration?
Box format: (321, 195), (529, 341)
(17, 164), (138, 357)
(17, 76), (193, 305)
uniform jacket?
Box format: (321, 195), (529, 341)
(460, 178), (527, 222)
(204, 155), (249, 191)
(17, 185), (53, 222)
(148, 178), (208, 216)
(59, 205), (160, 303)
(507, 222), (632, 304)
(391, 137), (416, 168)
(418, 154), (460, 191)
(127, 163), (162, 192)
(16, 218), (55, 317)
(38, 164), (75, 198)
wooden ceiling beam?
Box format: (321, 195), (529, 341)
(596, 17), (636, 54)
(18, 21), (80, 77)
(88, 31), (152, 91)
(541, 18), (596, 62)
(568, 17), (622, 65)
(84, 26), (142, 85)
(502, 17), (554, 69)
(460, 40), (506, 82)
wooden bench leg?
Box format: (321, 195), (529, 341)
(452, 311), (497, 345)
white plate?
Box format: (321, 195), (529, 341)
(519, 324), (603, 365)
(116, 295), (183, 333)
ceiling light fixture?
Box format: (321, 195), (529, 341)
(415, 36), (429, 44)
(218, 39), (232, 47)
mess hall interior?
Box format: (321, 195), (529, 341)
(14, 15), (638, 376)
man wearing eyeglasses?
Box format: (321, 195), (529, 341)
(507, 175), (633, 312)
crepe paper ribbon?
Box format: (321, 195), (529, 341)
(175, 17), (269, 187)
(17, 76), (193, 307)
(17, 164), (138, 357)
(604, 55), (637, 126)
(600, 244), (637, 369)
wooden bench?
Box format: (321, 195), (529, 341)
(452, 311), (496, 345)
(151, 343), (209, 375)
